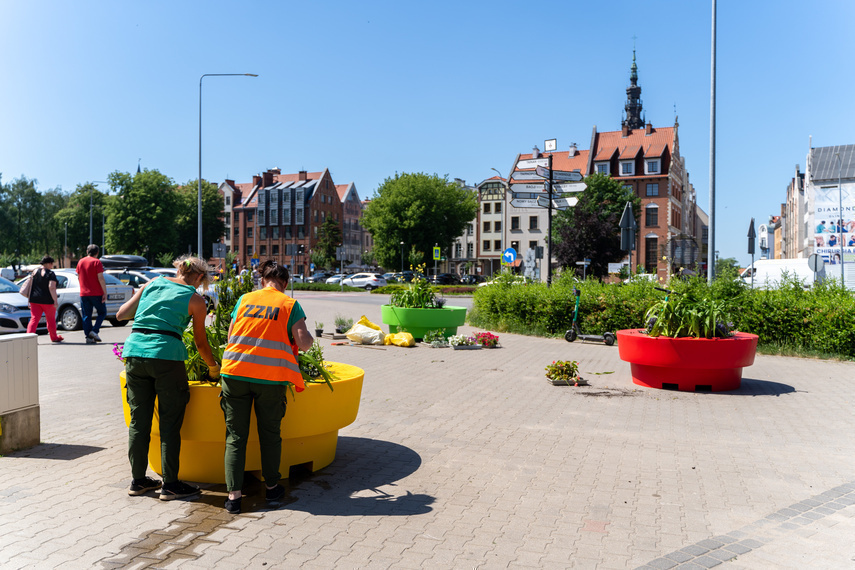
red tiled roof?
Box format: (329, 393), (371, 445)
(335, 183), (351, 202)
(597, 127), (674, 155)
(594, 147), (617, 161)
(512, 149), (590, 177)
(271, 171), (323, 185)
(619, 145), (641, 160)
(644, 143), (667, 158)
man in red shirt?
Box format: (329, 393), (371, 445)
(76, 244), (108, 344)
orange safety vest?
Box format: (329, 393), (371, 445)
(221, 288), (305, 391)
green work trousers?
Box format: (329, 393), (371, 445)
(125, 357), (190, 483)
(220, 377), (287, 492)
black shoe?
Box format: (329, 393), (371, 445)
(159, 481), (200, 501)
(224, 497), (242, 514)
(265, 484), (285, 503)
(128, 476), (162, 496)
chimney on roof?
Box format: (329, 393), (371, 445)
(298, 170), (307, 181)
(252, 175), (262, 188)
(568, 142), (577, 156)
(645, 122), (653, 135)
(532, 145), (541, 158)
(269, 167), (281, 175)
(622, 124), (631, 137)
(225, 179), (235, 188)
(262, 170), (274, 187)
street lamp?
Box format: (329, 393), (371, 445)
(491, 168), (508, 274)
(199, 73), (258, 258)
(400, 241), (404, 272)
(836, 152), (845, 285)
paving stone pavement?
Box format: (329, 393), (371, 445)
(2, 291), (855, 569)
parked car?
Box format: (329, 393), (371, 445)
(99, 254), (150, 269)
(150, 267), (177, 277)
(292, 273), (304, 283)
(340, 273), (387, 291)
(306, 272), (333, 283)
(108, 268), (219, 311)
(325, 274), (346, 285)
(16, 269), (135, 331)
(0, 276), (47, 334)
(459, 274), (486, 285)
(381, 272), (398, 283)
(428, 273), (459, 285)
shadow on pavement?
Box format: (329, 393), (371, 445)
(10, 443), (105, 460)
(730, 377), (797, 396)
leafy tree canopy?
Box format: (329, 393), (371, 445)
(175, 179), (226, 259)
(315, 216), (343, 269)
(552, 173), (641, 278)
(361, 172), (478, 270)
(106, 169), (179, 261)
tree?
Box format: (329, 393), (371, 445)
(314, 216), (343, 269)
(106, 169), (179, 261)
(175, 179), (226, 259)
(1, 176), (46, 264)
(552, 173), (641, 278)
(361, 173), (478, 270)
(715, 257), (740, 279)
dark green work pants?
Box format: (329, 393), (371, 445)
(220, 377), (287, 492)
(125, 357), (190, 483)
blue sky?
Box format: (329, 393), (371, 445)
(1, 1), (853, 265)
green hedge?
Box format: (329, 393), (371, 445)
(469, 272), (855, 358)
(291, 283), (364, 292)
(372, 284), (476, 295)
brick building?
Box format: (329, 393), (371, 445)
(222, 168), (362, 276)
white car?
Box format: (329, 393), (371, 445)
(16, 269), (135, 331)
(325, 274), (345, 284)
(340, 273), (387, 291)
(110, 268), (219, 312)
(0, 276), (46, 334)
(292, 273), (304, 283)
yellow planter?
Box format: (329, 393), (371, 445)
(120, 362), (364, 484)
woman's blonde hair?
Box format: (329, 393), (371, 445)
(173, 255), (211, 289)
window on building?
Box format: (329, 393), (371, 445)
(511, 240), (520, 252)
(494, 221), (501, 233)
(455, 243), (462, 257)
(484, 203), (491, 214)
(645, 205), (659, 227)
(529, 240), (538, 251)
(314, 227), (318, 238)
(247, 211), (253, 222)
(511, 216), (520, 230)
(225, 213), (231, 226)
(529, 216), (538, 230)
(495, 203), (502, 214)
(646, 183), (659, 197)
(314, 210), (319, 222)
(272, 226), (279, 239)
(285, 227), (292, 239)
(246, 245), (253, 257)
(467, 223), (473, 235)
(260, 245), (267, 255)
(225, 195), (231, 206)
(621, 161), (634, 176)
(622, 185), (633, 193)
(233, 228), (239, 240)
(645, 237), (658, 273)
(483, 240), (491, 251)
(247, 227), (253, 238)
(483, 221), (491, 233)
(467, 243), (474, 257)
(646, 159), (660, 174)
(272, 244), (279, 255)
(259, 227), (267, 240)
(234, 211), (239, 223)
(596, 163), (609, 175)
(494, 239), (501, 250)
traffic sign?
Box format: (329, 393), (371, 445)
(502, 248), (517, 264)
(553, 182), (587, 193)
(537, 195), (575, 210)
(510, 198), (540, 208)
(251, 257), (259, 267)
(535, 166), (584, 182)
(511, 183), (545, 192)
(808, 253), (825, 273)
(516, 158), (549, 169)
(511, 171), (543, 181)
(536, 195), (551, 208)
(433, 247), (441, 261)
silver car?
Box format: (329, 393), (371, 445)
(16, 269), (134, 331)
(340, 273), (387, 291)
(0, 276), (47, 334)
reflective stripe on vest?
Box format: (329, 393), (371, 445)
(220, 288), (304, 390)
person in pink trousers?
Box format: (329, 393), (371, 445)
(26, 255), (63, 343)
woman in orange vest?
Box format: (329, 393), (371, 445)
(219, 260), (314, 514)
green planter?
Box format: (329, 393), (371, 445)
(380, 305), (467, 341)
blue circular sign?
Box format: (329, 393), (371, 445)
(502, 248), (517, 264)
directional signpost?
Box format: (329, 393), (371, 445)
(535, 166), (584, 182)
(553, 182), (586, 193)
(510, 197), (540, 208)
(511, 183), (548, 192)
(510, 171), (543, 181)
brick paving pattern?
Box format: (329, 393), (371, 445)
(1, 291), (855, 568)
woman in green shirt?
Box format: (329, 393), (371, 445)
(117, 256), (218, 501)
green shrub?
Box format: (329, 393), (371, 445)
(291, 283), (363, 292)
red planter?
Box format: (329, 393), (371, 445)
(616, 329), (758, 392)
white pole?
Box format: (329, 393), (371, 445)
(707, 0), (716, 282)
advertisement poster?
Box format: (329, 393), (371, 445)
(813, 183), (855, 287)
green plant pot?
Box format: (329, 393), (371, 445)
(380, 305), (467, 341)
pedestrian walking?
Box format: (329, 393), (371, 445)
(219, 260), (314, 514)
(76, 244), (107, 344)
(25, 255), (64, 343)
(116, 255), (219, 501)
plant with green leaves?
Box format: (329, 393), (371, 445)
(390, 265), (442, 309)
(644, 286), (732, 339)
(423, 329), (449, 347)
(544, 360), (582, 385)
(334, 314), (354, 332)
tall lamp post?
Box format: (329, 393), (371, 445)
(400, 241), (405, 272)
(199, 73), (258, 258)
(836, 152), (845, 285)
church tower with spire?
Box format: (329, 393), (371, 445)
(622, 50), (644, 130)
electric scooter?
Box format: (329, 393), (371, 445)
(564, 286), (616, 346)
